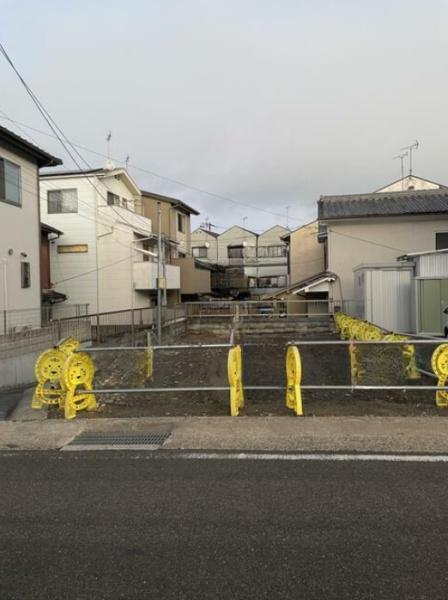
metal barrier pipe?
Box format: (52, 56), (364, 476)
(288, 339), (441, 345)
(78, 343), (234, 352)
(78, 384), (448, 394)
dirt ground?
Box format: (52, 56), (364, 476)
(48, 328), (445, 419)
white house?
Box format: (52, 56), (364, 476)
(40, 166), (180, 314)
(0, 125), (61, 333)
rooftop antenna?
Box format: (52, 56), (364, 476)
(125, 154), (130, 170)
(285, 205), (290, 229)
(393, 152), (408, 188)
(242, 216), (248, 229)
(400, 140), (419, 176)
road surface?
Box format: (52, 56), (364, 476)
(1, 451), (447, 599)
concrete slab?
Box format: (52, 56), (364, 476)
(3, 414), (448, 453)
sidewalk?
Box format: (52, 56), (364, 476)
(3, 412), (448, 453)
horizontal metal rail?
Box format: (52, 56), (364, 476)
(288, 339), (442, 345)
(78, 343), (234, 352)
(80, 384), (448, 394)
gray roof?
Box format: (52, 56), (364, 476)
(318, 189), (448, 220)
(141, 190), (200, 215)
(0, 125), (62, 168)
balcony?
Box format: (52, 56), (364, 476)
(133, 261), (180, 291)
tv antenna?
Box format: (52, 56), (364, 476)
(125, 154), (130, 170)
(242, 216), (248, 229)
(400, 140), (419, 176)
(393, 152), (408, 183)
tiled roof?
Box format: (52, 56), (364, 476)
(0, 124), (62, 167)
(318, 189), (448, 220)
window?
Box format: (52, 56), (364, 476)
(177, 213), (185, 233)
(436, 232), (448, 250)
(258, 245), (287, 258)
(0, 158), (21, 206)
(192, 246), (208, 258)
(107, 191), (120, 206)
(228, 245), (244, 259)
(257, 275), (287, 288)
(21, 262), (30, 288)
(47, 189), (78, 213)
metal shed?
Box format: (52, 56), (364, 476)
(398, 249), (448, 336)
(353, 263), (414, 333)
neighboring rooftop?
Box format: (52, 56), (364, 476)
(0, 124), (62, 168)
(318, 189), (448, 220)
(40, 167), (105, 177)
(141, 190), (200, 215)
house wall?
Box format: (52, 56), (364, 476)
(40, 176), (99, 312)
(141, 196), (191, 256)
(289, 221), (325, 284)
(326, 215), (448, 301)
(0, 145), (42, 330)
(216, 226), (257, 267)
(172, 257), (211, 295)
(376, 176), (442, 193)
(190, 228), (219, 263)
(40, 172), (154, 314)
(257, 225), (289, 282)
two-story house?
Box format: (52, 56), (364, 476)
(40, 166), (180, 313)
(191, 224), (289, 297)
(0, 125), (61, 333)
(140, 190), (211, 301)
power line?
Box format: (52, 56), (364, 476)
(0, 111), (309, 226)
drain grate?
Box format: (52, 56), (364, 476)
(62, 431), (171, 451)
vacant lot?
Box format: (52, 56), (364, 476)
(48, 329), (445, 418)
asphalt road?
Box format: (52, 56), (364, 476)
(1, 452), (448, 599)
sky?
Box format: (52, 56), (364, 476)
(1, 0), (448, 233)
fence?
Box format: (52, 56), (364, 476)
(183, 299), (363, 320)
(0, 304), (89, 336)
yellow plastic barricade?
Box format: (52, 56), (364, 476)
(32, 337), (80, 410)
(285, 345), (303, 416)
(62, 352), (97, 420)
(228, 345), (244, 416)
(431, 344), (448, 408)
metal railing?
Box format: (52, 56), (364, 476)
(182, 299), (363, 319)
(0, 304), (89, 337)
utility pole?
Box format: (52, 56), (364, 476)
(285, 206), (290, 229)
(156, 202), (162, 343)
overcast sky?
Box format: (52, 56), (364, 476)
(2, 0), (448, 232)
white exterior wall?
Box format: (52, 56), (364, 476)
(0, 145), (41, 329)
(327, 215), (448, 302)
(256, 225), (289, 282)
(40, 176), (98, 312)
(217, 226), (257, 267)
(354, 266), (413, 332)
(415, 253), (448, 278)
(376, 176), (442, 193)
(40, 171), (161, 314)
(190, 228), (219, 263)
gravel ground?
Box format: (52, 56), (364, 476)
(47, 329), (446, 419)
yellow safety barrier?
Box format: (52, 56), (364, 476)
(32, 337), (80, 410)
(228, 345), (244, 416)
(285, 345), (303, 416)
(334, 313), (420, 381)
(32, 336), (98, 420)
(62, 352), (97, 420)
(431, 344), (448, 408)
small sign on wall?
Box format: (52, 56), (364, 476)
(57, 244), (88, 253)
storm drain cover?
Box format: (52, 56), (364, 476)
(62, 431), (171, 451)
